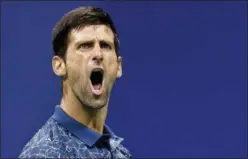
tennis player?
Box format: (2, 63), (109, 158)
(19, 6), (131, 158)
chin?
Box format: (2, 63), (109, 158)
(83, 98), (108, 110)
(86, 103), (106, 110)
(91, 104), (106, 109)
(76, 86), (109, 110)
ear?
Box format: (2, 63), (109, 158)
(116, 56), (122, 78)
(52, 56), (66, 77)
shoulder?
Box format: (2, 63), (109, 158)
(19, 118), (71, 158)
(19, 141), (66, 158)
(118, 143), (132, 158)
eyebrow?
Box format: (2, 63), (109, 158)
(75, 39), (114, 46)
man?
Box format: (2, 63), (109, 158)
(19, 6), (131, 158)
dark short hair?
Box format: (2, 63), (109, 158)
(52, 6), (120, 59)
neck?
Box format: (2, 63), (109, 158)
(60, 87), (108, 134)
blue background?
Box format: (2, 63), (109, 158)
(1, 1), (247, 158)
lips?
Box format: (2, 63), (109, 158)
(89, 68), (104, 96)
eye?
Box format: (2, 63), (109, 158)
(78, 42), (93, 50)
(100, 41), (112, 50)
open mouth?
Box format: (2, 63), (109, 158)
(90, 68), (104, 95)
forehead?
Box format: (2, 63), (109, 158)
(68, 25), (114, 43)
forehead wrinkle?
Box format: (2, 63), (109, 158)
(69, 25), (114, 44)
(86, 25), (114, 39)
(92, 24), (111, 33)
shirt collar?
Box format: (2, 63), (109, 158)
(51, 105), (115, 147)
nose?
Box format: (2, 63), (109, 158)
(92, 44), (103, 64)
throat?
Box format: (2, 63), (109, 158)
(60, 78), (108, 135)
(87, 120), (105, 134)
(60, 95), (107, 134)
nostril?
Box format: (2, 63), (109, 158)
(93, 55), (103, 62)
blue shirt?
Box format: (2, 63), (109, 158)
(19, 105), (132, 158)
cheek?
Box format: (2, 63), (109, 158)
(66, 56), (86, 84)
(105, 55), (118, 76)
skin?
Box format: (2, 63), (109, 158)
(52, 25), (122, 134)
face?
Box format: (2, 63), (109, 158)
(53, 25), (122, 109)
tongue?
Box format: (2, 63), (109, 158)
(93, 83), (102, 90)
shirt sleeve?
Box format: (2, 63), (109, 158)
(19, 143), (67, 158)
